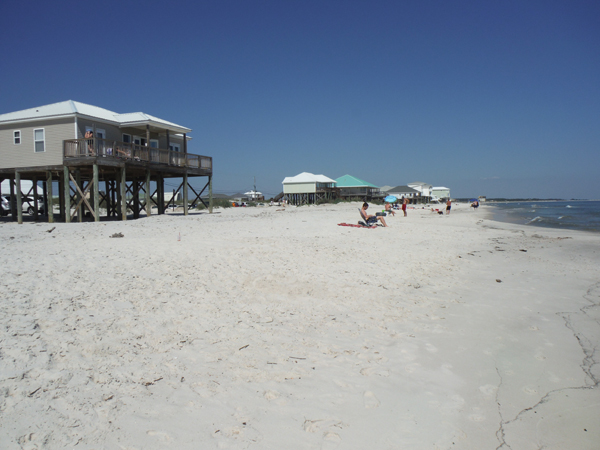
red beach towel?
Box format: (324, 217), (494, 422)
(337, 223), (377, 229)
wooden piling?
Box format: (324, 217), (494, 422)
(93, 164), (99, 222)
(120, 168), (127, 221)
(15, 171), (23, 224)
(145, 170), (151, 217)
(47, 171), (54, 223)
(183, 172), (188, 216)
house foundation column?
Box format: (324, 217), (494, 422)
(9, 176), (16, 219)
(47, 171), (54, 223)
(75, 169), (83, 222)
(120, 167), (127, 221)
(145, 170), (151, 217)
(15, 171), (23, 224)
(183, 173), (188, 215)
(93, 164), (99, 222)
(63, 166), (71, 223)
(209, 175), (213, 214)
(33, 177), (38, 220)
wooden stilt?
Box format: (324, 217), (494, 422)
(209, 175), (213, 214)
(33, 177), (38, 220)
(47, 171), (54, 223)
(63, 167), (71, 223)
(158, 176), (164, 215)
(93, 164), (99, 222)
(120, 168), (127, 221)
(9, 176), (16, 219)
(145, 170), (151, 217)
(133, 179), (140, 219)
(183, 172), (188, 215)
(76, 169), (82, 222)
(15, 171), (23, 224)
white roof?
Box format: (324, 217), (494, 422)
(432, 186), (449, 190)
(282, 172), (336, 184)
(244, 191), (263, 195)
(407, 181), (432, 187)
(0, 100), (191, 133)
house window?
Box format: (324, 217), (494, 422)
(133, 136), (146, 146)
(122, 133), (131, 143)
(169, 143), (180, 152)
(34, 129), (45, 152)
(14, 131), (21, 144)
(150, 139), (159, 148)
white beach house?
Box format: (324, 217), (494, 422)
(282, 172), (337, 205)
(431, 186), (450, 200)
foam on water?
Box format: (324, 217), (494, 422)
(489, 200), (600, 232)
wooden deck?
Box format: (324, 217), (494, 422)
(0, 138), (213, 224)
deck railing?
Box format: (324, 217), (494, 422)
(64, 138), (212, 171)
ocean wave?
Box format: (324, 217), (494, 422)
(527, 216), (543, 224)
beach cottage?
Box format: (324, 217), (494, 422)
(431, 186), (450, 200)
(386, 185), (419, 201)
(335, 174), (382, 200)
(0, 100), (213, 223)
(406, 181), (433, 203)
(282, 172), (337, 205)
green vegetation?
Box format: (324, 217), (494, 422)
(194, 198), (232, 210)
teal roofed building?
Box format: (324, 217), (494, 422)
(335, 174), (382, 200)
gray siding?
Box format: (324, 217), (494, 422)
(77, 119), (122, 141)
(0, 117), (74, 169)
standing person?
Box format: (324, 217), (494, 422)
(84, 130), (95, 156)
(402, 197), (408, 217)
(446, 199), (452, 215)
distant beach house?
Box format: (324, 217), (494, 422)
(386, 185), (419, 200)
(244, 190), (264, 201)
(407, 181), (433, 198)
(335, 174), (381, 200)
(431, 186), (450, 200)
(0, 100), (212, 223)
(282, 172), (337, 205)
(378, 185), (395, 194)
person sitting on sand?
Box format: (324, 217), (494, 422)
(384, 202), (396, 216)
(361, 202), (388, 227)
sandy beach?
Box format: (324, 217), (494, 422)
(0, 202), (598, 449)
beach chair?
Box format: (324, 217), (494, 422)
(358, 208), (379, 227)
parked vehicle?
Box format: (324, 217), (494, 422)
(0, 196), (9, 216)
(1, 195), (45, 215)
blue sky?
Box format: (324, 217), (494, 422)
(1, 0), (598, 199)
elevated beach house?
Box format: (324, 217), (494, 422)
(0, 100), (212, 223)
(407, 181), (433, 203)
(335, 174), (382, 201)
(282, 172), (338, 205)
(386, 185), (420, 201)
(431, 186), (450, 200)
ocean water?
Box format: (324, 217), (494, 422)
(488, 201), (600, 233)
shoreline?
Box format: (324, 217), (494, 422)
(1, 202), (598, 449)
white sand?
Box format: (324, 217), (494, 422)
(0, 202), (598, 449)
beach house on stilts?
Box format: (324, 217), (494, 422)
(0, 101), (213, 224)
